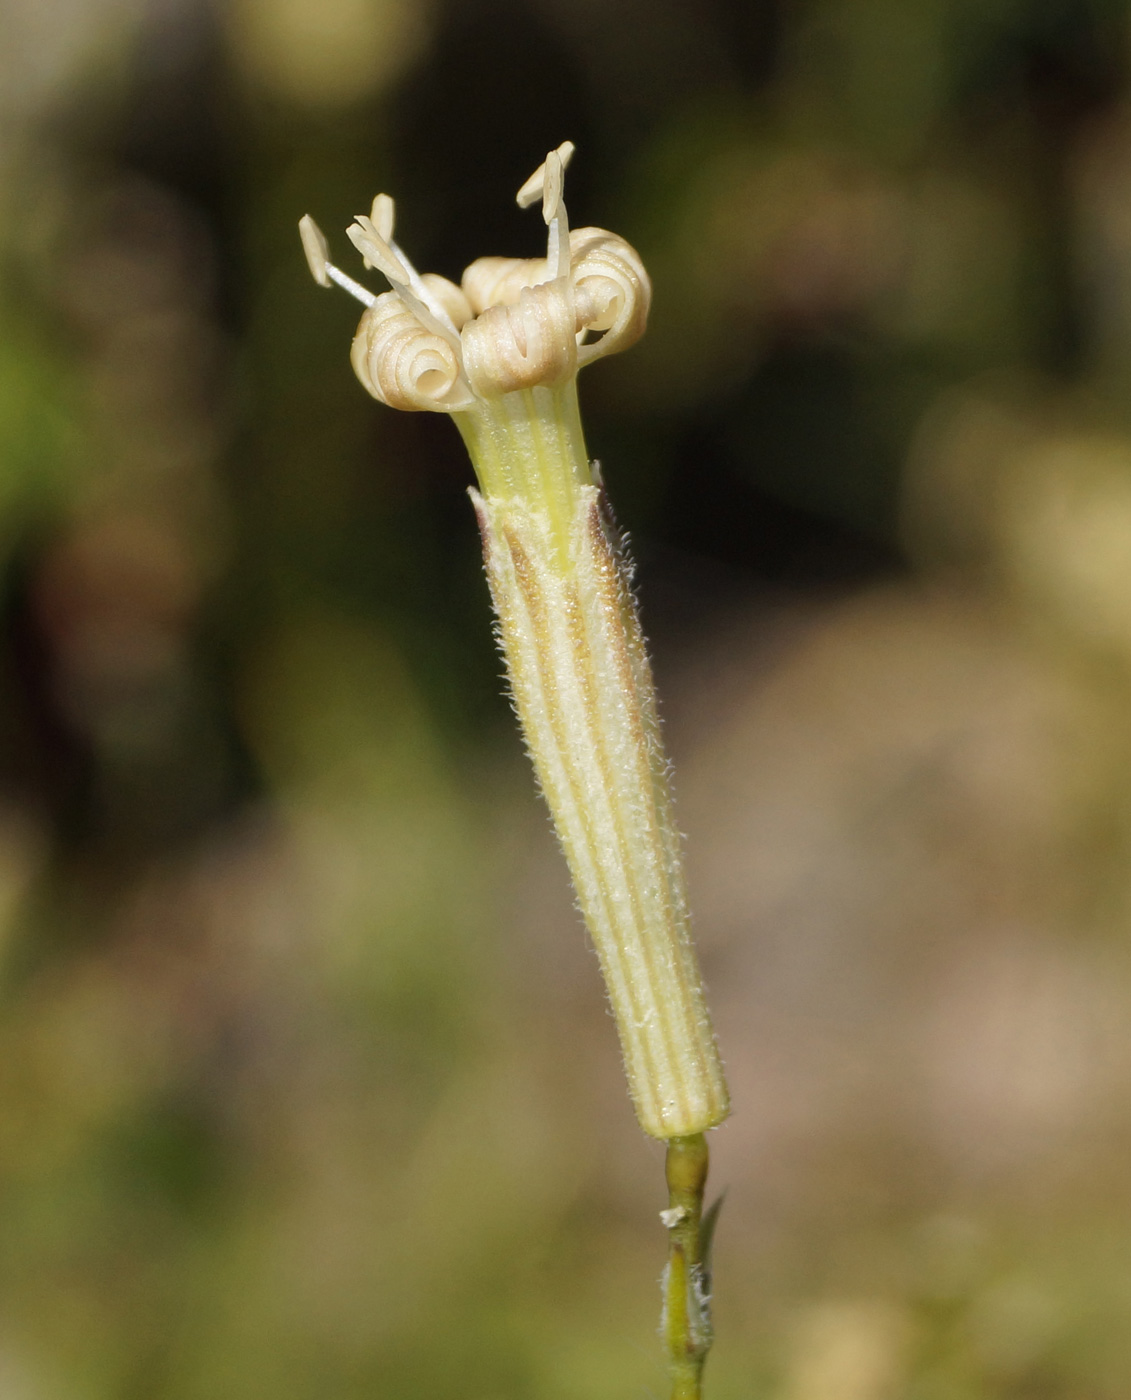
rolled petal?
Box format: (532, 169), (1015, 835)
(420, 273), (474, 329)
(461, 255), (550, 315)
(460, 280), (578, 397)
(569, 227), (652, 365)
(351, 291), (474, 412)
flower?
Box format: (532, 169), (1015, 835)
(299, 147), (728, 1141)
(300, 143), (650, 413)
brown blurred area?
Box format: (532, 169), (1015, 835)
(2, 1), (1131, 1397)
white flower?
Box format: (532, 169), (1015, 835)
(300, 143), (651, 411)
(299, 148), (728, 1140)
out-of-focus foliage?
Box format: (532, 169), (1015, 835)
(3, 1), (1131, 1397)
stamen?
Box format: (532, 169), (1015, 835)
(516, 141), (575, 210)
(516, 144), (574, 285)
(541, 150), (564, 226)
(326, 264), (378, 307)
(299, 215), (332, 288)
(348, 215), (466, 352)
(299, 215), (377, 307)
(370, 193), (395, 243)
(348, 215), (413, 286)
(542, 149), (571, 282)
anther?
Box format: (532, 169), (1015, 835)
(299, 215), (376, 307)
(515, 141), (575, 210)
(299, 215), (331, 287)
(370, 193), (395, 242)
(348, 216), (465, 351)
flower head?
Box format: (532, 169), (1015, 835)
(299, 143), (651, 412)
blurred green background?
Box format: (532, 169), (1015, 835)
(3, 1), (1131, 1396)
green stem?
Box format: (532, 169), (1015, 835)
(663, 1133), (712, 1400)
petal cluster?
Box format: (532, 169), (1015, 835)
(300, 144), (651, 412)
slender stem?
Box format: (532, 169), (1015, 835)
(663, 1133), (712, 1399)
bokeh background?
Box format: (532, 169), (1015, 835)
(3, 1), (1131, 1396)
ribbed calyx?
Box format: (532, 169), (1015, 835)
(299, 145), (729, 1139)
(465, 384), (728, 1138)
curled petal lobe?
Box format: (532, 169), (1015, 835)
(460, 280), (578, 397)
(420, 273), (473, 329)
(462, 256), (550, 315)
(351, 291), (473, 412)
(569, 228), (652, 365)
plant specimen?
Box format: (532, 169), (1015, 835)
(299, 143), (729, 1399)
